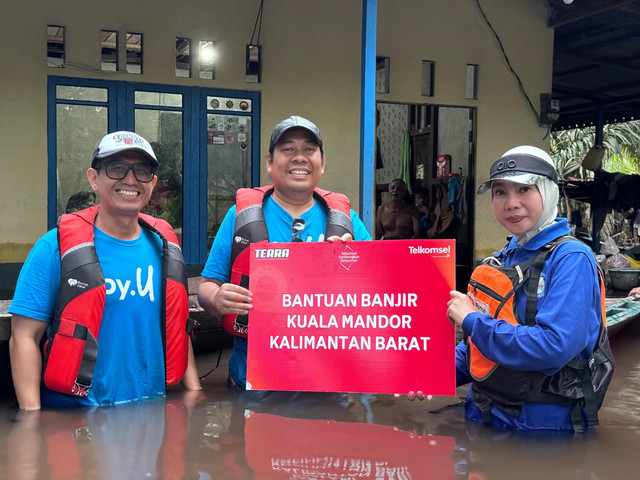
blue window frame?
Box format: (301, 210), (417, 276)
(47, 75), (260, 265)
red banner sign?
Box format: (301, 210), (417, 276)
(246, 239), (456, 394)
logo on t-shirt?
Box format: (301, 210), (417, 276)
(67, 277), (89, 290)
(105, 265), (155, 301)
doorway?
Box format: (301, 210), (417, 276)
(375, 102), (476, 290)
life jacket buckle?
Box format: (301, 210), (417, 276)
(186, 317), (200, 340)
(233, 320), (248, 336)
(71, 381), (92, 397)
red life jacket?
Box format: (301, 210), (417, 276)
(43, 205), (190, 397)
(223, 186), (354, 338)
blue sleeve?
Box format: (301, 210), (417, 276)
(201, 206), (236, 283)
(350, 210), (372, 241)
(463, 246), (601, 375)
(8, 229), (60, 323)
(455, 340), (472, 386)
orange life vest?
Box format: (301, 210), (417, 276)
(43, 205), (190, 397)
(466, 237), (608, 381)
(465, 236), (613, 431)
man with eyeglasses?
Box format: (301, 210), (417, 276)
(9, 131), (201, 410)
(198, 116), (371, 390)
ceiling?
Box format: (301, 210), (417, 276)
(548, 0), (640, 131)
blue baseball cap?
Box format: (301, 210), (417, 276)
(269, 116), (323, 154)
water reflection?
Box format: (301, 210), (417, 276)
(3, 395), (198, 480)
(186, 390), (459, 479)
(244, 411), (455, 479)
(2, 388), (458, 480)
(2, 321), (640, 479)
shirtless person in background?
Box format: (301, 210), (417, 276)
(375, 179), (423, 240)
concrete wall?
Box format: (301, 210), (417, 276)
(377, 0), (553, 258)
(0, 0), (363, 261)
(0, 0), (553, 264)
(438, 107), (471, 177)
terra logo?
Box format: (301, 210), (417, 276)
(254, 248), (290, 259)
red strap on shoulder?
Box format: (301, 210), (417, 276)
(314, 188), (351, 216)
(138, 213), (180, 245)
(236, 186), (273, 212)
(58, 205), (100, 255)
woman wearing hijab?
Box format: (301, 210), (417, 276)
(444, 145), (613, 432)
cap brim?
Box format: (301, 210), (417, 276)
(270, 126), (322, 152)
(477, 172), (544, 194)
(94, 147), (159, 167)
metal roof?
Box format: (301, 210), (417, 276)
(549, 0), (640, 130)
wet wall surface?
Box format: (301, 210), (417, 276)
(1, 321), (640, 480)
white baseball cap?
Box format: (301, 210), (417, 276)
(477, 146), (557, 195)
(91, 131), (158, 168)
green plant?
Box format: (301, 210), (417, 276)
(551, 120), (640, 244)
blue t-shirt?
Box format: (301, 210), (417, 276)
(202, 195), (372, 387)
(9, 227), (166, 407)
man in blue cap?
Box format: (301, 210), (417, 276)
(198, 116), (371, 389)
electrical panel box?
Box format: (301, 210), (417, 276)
(246, 44), (261, 83)
(540, 93), (560, 125)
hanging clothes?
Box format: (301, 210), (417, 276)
(427, 180), (456, 239)
(376, 136), (384, 169)
(447, 176), (460, 215)
(398, 130), (412, 194)
(455, 175), (467, 220)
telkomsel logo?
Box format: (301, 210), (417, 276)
(408, 245), (451, 257)
(339, 244), (359, 271)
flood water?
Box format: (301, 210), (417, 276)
(1, 321), (640, 480)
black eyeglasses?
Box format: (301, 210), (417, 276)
(98, 161), (156, 183)
(291, 217), (306, 242)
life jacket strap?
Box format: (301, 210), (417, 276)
(186, 317), (200, 340)
(570, 402), (586, 434)
(43, 317), (99, 397)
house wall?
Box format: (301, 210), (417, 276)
(377, 0), (553, 258)
(0, 0), (553, 264)
(0, 0), (362, 262)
